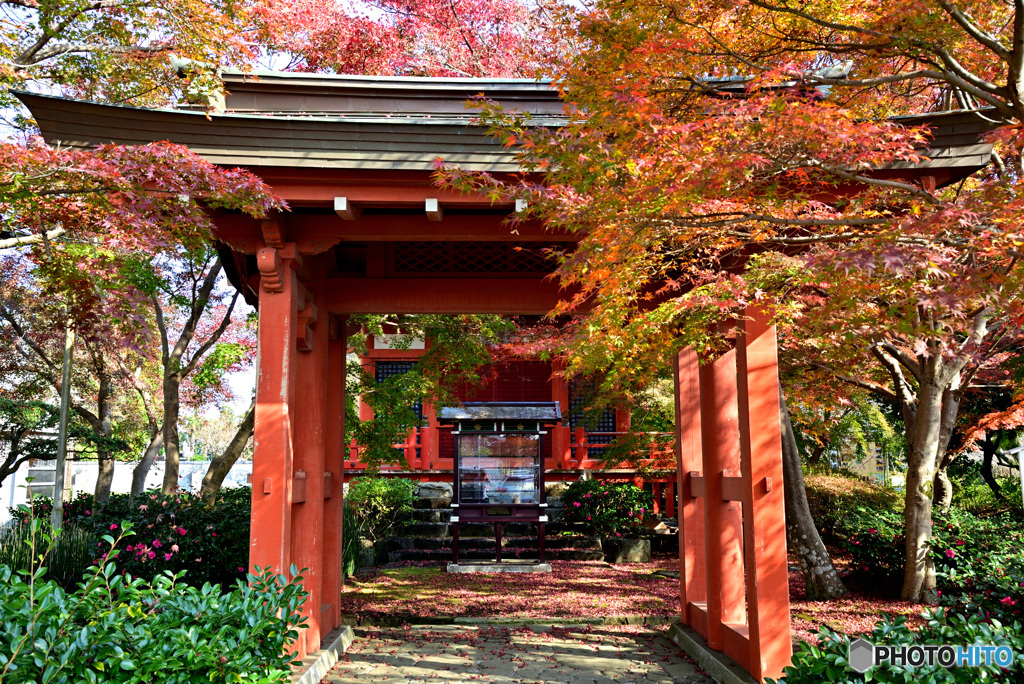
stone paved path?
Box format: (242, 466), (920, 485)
(325, 624), (716, 684)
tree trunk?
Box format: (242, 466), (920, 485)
(199, 399), (255, 505)
(930, 381), (962, 513)
(161, 373), (181, 494)
(780, 387), (847, 600)
(980, 434), (1003, 498)
(900, 367), (945, 602)
(131, 429), (164, 498)
(92, 372), (116, 503)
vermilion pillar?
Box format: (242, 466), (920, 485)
(698, 349), (745, 650)
(736, 312), (791, 681)
(673, 348), (706, 624)
(322, 318), (348, 625)
(252, 244), (300, 582)
(291, 273), (327, 651)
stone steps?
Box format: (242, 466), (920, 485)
(387, 548), (605, 563)
(399, 521), (589, 538)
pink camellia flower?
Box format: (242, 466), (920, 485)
(616, 533), (621, 537)
(110, 524), (118, 530)
(587, 516), (591, 520)
(573, 502), (581, 507)
(164, 553), (173, 561)
(153, 539), (163, 548)
(177, 527), (187, 535)
(212, 532), (217, 537)
(945, 549), (956, 558)
(956, 539), (965, 546)
(125, 545), (134, 552)
(1001, 596), (1016, 606)
(238, 567), (245, 573)
(171, 544), (179, 552)
(85, 510), (90, 515)
(867, 528), (877, 535)
(148, 551), (156, 559)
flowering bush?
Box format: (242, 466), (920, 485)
(11, 490), (95, 526)
(0, 519), (306, 683)
(345, 476), (415, 542)
(559, 479), (653, 537)
(81, 487), (251, 588)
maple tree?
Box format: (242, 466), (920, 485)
(439, 0), (1024, 602)
(255, 0), (569, 77)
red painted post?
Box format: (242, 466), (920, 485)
(419, 426), (434, 470)
(698, 349), (746, 650)
(251, 245), (301, 652)
(322, 318), (347, 621)
(652, 482), (662, 515)
(673, 348), (706, 623)
(665, 479), (676, 518)
(574, 427), (586, 465)
(736, 309), (792, 680)
(291, 280), (327, 650)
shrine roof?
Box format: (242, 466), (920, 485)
(14, 69), (999, 180)
(14, 70), (564, 172)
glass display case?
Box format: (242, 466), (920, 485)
(438, 402), (562, 565)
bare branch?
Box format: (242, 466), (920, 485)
(936, 0), (1011, 62)
(179, 290), (239, 377)
(0, 227), (65, 250)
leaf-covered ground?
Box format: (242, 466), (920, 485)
(339, 557), (683, 620)
(340, 553), (928, 646)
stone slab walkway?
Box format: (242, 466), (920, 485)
(324, 623), (716, 684)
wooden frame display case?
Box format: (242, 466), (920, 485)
(438, 402), (562, 564)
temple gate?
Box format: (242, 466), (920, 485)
(19, 70), (995, 680)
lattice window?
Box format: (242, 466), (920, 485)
(451, 243), (507, 272)
(392, 242), (561, 275)
(374, 361), (422, 420)
(569, 380), (617, 449)
(393, 242), (448, 272)
(454, 360), (551, 403)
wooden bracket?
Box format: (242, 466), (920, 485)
(323, 472), (333, 499)
(334, 196), (362, 221)
(297, 300), (318, 352)
(261, 218), (286, 248)
(292, 470), (307, 504)
(425, 198), (443, 222)
(256, 248), (283, 293)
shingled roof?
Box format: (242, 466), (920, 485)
(14, 68), (998, 181)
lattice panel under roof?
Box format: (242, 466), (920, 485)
(391, 242), (560, 276)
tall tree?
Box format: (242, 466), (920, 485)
(440, 0), (1024, 601)
(255, 0), (569, 77)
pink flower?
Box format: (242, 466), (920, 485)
(125, 545), (134, 552)
(1001, 597), (1016, 606)
(573, 502), (580, 507)
(238, 567), (245, 573)
(153, 539), (163, 548)
(85, 510), (90, 515)
(110, 524), (118, 530)
(171, 544), (179, 552)
(587, 516), (591, 520)
(945, 549), (956, 558)
(616, 533), (621, 537)
(177, 527), (187, 535)
(148, 551), (156, 559)
(164, 553), (173, 561)
(212, 532), (217, 537)
(867, 528), (877, 534)
(956, 539), (965, 546)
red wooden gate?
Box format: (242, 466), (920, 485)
(673, 307), (791, 682)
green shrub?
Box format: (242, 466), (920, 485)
(345, 476), (414, 542)
(11, 490), (95, 526)
(559, 478), (653, 537)
(770, 609), (1024, 683)
(804, 473), (902, 543)
(82, 488), (251, 588)
(0, 520), (307, 684)
(342, 503), (360, 579)
(0, 521), (93, 591)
